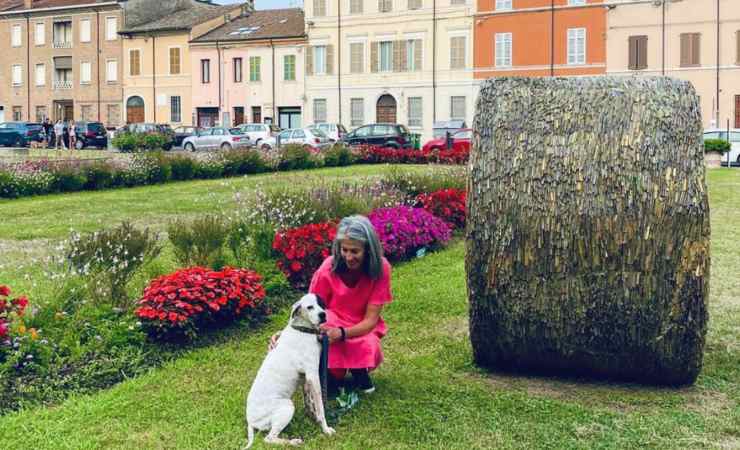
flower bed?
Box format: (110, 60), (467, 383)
(369, 206), (452, 260)
(273, 221), (337, 290)
(416, 188), (467, 229)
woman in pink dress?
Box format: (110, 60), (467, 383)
(271, 215), (392, 395)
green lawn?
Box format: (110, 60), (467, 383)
(0, 168), (738, 449)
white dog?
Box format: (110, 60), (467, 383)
(245, 293), (336, 448)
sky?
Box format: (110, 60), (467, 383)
(216, 0), (303, 9)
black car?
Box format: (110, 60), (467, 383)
(173, 126), (203, 147)
(0, 122), (45, 147)
(74, 121), (108, 149)
(342, 123), (412, 149)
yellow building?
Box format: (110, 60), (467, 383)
(119, 0), (249, 125)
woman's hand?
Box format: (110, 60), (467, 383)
(319, 324), (343, 344)
(268, 332), (281, 351)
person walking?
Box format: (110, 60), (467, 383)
(68, 120), (76, 150)
(54, 120), (65, 150)
(42, 118), (52, 147)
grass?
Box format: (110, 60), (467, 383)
(0, 167), (738, 449)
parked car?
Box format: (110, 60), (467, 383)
(237, 123), (282, 147)
(422, 128), (472, 153)
(259, 127), (332, 152)
(0, 122), (45, 147)
(117, 123), (176, 150)
(173, 126), (203, 147)
(69, 121), (108, 149)
(311, 123), (347, 142)
(342, 123), (412, 149)
(182, 127), (251, 151)
(703, 128), (740, 166)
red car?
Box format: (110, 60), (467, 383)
(422, 128), (472, 153)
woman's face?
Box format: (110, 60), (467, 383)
(340, 239), (365, 271)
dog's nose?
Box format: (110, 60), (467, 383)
(318, 312), (326, 322)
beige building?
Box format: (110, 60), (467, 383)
(0, 0), (124, 125)
(606, 0), (740, 130)
(119, 0), (249, 126)
(304, 0), (477, 141)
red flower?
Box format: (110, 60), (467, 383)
(0, 285), (10, 297)
(273, 221), (337, 290)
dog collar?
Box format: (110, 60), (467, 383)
(291, 324), (321, 335)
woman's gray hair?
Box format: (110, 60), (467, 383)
(331, 215), (383, 279)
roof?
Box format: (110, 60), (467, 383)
(192, 8), (304, 42)
(0, 0), (113, 12)
(120, 2), (237, 33)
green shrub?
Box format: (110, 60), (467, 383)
(66, 222), (162, 307)
(146, 152), (172, 184)
(168, 155), (197, 180)
(382, 165), (467, 197)
(0, 171), (19, 198)
(167, 215), (230, 269)
(277, 144), (322, 171)
(111, 132), (140, 153)
(704, 138), (731, 154)
(84, 163), (114, 190)
(52, 168), (87, 192)
(323, 144), (355, 167)
(142, 133), (168, 151)
(222, 149), (268, 176)
(195, 158), (226, 179)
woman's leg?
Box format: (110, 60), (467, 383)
(350, 368), (375, 393)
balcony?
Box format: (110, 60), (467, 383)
(53, 80), (72, 90)
(52, 40), (72, 49)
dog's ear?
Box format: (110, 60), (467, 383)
(291, 303), (301, 319)
(314, 294), (326, 309)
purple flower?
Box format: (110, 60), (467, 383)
(368, 206), (452, 261)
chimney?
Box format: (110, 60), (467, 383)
(24, 0), (32, 10)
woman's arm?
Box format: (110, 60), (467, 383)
(321, 304), (383, 343)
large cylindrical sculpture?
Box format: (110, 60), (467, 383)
(466, 77), (710, 385)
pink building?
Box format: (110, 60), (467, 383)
(190, 8), (306, 129)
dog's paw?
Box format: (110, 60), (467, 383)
(322, 426), (336, 435)
(288, 438), (303, 446)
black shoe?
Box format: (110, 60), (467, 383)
(350, 369), (375, 394)
(327, 375), (344, 400)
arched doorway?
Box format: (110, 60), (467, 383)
(376, 94), (397, 123)
(126, 96), (145, 124)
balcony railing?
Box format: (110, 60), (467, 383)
(53, 80), (72, 90)
(52, 41), (72, 49)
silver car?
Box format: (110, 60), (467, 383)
(237, 123), (282, 147)
(182, 127), (251, 151)
(259, 127), (332, 152)
(703, 128), (740, 166)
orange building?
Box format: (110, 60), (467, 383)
(474, 0), (606, 79)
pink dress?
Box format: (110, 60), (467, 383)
(308, 256), (393, 371)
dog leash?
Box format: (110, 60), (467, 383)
(319, 334), (329, 408)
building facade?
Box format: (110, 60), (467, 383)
(0, 0), (124, 125)
(304, 0), (477, 141)
(119, 0), (248, 126)
(606, 0), (740, 130)
(190, 8), (306, 129)
(474, 0), (606, 79)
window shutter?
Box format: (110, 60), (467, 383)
(680, 33), (689, 66)
(371, 42), (378, 72)
(692, 33), (700, 65)
(306, 46), (314, 75)
(736, 31), (740, 64)
(393, 40), (402, 72)
(326, 45), (334, 74)
(414, 39), (422, 71)
(637, 36), (647, 70)
(628, 36), (637, 70)
(400, 40), (408, 71)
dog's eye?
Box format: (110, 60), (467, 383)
(307, 306), (314, 310)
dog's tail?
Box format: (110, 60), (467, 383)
(244, 423), (255, 449)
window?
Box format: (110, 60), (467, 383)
(450, 36), (466, 69)
(232, 57), (242, 82)
(13, 106), (22, 121)
(568, 0), (586, 5)
(406, 39), (422, 71)
(250, 56), (261, 81)
(350, 42), (364, 73)
(171, 96), (181, 122)
(12, 65), (22, 86)
(451, 96), (465, 120)
(169, 47), (181, 75)
(284, 55), (296, 81)
(130, 49), (141, 76)
(106, 59), (117, 82)
(11, 24), (21, 47)
(350, 98), (364, 126)
(80, 19), (91, 43)
(628, 35), (647, 70)
(350, 0), (363, 14)
(567, 28), (586, 65)
(495, 32), (512, 67)
(408, 97), (422, 127)
(35, 64), (45, 86)
(80, 61), (92, 84)
(680, 33), (701, 67)
(314, 0), (326, 16)
(35, 106), (47, 123)
(35, 22), (45, 46)
(105, 17), (117, 41)
(495, 0), (511, 10)
(314, 99), (327, 123)
(379, 0), (392, 12)
(53, 21), (72, 47)
(314, 46), (327, 75)
(107, 104), (120, 126)
(380, 41), (393, 71)
(80, 105), (92, 121)
(408, 0), (421, 9)
(451, 0), (465, 4)
(201, 59), (210, 83)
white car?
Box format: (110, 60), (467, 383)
(182, 127), (251, 151)
(703, 128), (740, 166)
(237, 123), (282, 147)
(311, 123), (348, 142)
(259, 127), (333, 152)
